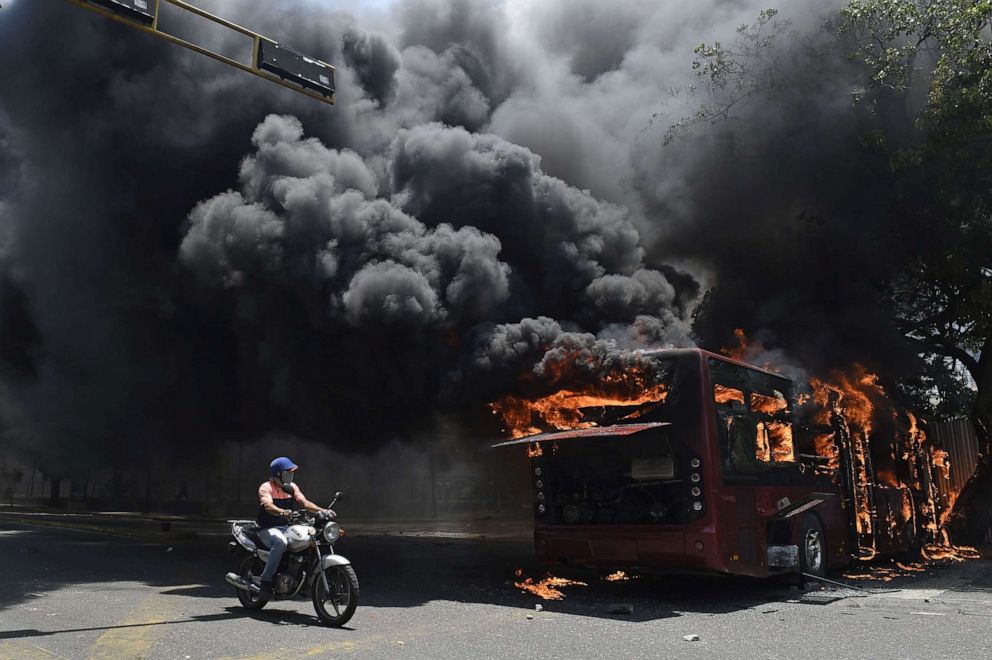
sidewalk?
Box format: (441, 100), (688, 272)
(0, 505), (533, 541)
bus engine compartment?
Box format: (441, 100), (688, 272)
(533, 430), (703, 526)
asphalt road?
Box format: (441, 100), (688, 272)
(2, 520), (992, 659)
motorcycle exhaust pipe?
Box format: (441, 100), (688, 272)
(225, 572), (260, 593)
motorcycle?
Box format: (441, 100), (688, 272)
(224, 490), (358, 626)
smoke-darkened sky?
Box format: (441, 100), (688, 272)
(0, 0), (919, 474)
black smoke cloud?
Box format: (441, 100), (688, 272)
(174, 111), (691, 439)
(0, 0), (698, 473)
(0, 0), (921, 475)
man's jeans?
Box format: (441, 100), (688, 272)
(259, 526), (289, 582)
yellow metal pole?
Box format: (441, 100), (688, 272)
(162, 0), (262, 39)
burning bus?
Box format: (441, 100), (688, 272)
(492, 348), (951, 578)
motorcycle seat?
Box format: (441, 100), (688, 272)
(235, 523), (263, 548)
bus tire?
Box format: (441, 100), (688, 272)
(798, 513), (827, 578)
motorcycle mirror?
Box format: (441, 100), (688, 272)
(334, 491), (344, 501)
(282, 482), (297, 496)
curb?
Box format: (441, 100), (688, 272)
(0, 514), (198, 541)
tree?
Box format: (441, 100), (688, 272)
(664, 9), (792, 145)
(841, 0), (992, 544)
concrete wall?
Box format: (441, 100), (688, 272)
(0, 431), (532, 518)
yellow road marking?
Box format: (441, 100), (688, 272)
(85, 588), (178, 660)
(0, 640), (59, 659)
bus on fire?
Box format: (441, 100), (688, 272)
(494, 348), (943, 578)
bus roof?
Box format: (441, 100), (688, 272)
(633, 347), (793, 383)
(490, 422), (670, 449)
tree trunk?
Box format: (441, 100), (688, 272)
(948, 337), (992, 546)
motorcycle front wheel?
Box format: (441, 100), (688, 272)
(236, 555), (268, 610)
(312, 565), (359, 627)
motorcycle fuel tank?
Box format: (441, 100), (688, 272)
(286, 524), (315, 551)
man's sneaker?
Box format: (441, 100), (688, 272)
(259, 580), (274, 599)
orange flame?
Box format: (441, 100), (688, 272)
(726, 330), (971, 560)
(750, 391), (789, 415)
(767, 421), (795, 463)
(813, 433), (840, 474)
(723, 328), (752, 361)
(492, 385), (668, 439)
(513, 569), (587, 600)
(604, 570), (630, 582)
(714, 384), (745, 405)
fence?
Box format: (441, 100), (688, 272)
(929, 418), (980, 502)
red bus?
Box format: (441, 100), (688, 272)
(495, 348), (931, 577)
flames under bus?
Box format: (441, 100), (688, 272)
(495, 349), (934, 577)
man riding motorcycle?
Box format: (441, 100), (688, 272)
(257, 456), (333, 599)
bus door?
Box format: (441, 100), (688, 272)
(711, 366), (761, 569)
(711, 359), (800, 573)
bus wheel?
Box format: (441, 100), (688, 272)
(799, 513), (827, 578)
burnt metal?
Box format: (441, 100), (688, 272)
(491, 422), (670, 449)
(769, 497), (826, 521)
(84, 0), (155, 24)
(256, 42), (335, 97)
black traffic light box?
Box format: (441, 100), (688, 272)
(85, 0), (156, 25)
(257, 42), (335, 98)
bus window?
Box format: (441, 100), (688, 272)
(805, 432), (840, 476)
(751, 390), (788, 415)
(711, 360), (767, 474)
(714, 384), (745, 409)
(767, 421), (795, 463)
(748, 375), (796, 465)
(710, 358), (798, 474)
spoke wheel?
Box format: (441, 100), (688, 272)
(312, 565), (359, 627)
(236, 555), (268, 610)
(798, 513), (827, 578)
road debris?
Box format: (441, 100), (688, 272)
(683, 634), (700, 642)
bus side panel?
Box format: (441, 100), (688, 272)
(793, 492), (852, 570)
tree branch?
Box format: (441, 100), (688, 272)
(905, 334), (980, 376)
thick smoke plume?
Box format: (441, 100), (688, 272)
(0, 0), (923, 476)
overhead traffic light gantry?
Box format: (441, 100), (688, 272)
(67, 0), (336, 104)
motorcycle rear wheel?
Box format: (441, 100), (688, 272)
(312, 565), (359, 627)
(236, 555), (268, 610)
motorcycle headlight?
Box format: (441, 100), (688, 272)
(322, 522), (341, 543)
